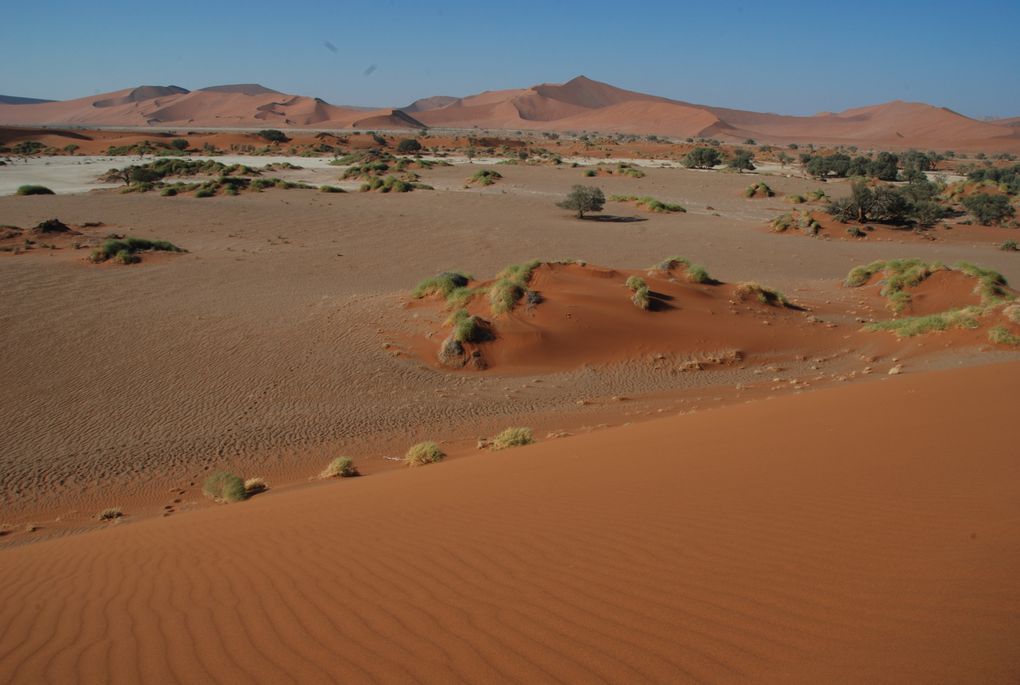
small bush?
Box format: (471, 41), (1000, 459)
(786, 194), (807, 204)
(203, 472), (247, 503)
(490, 427), (534, 450)
(448, 308), (489, 343)
(632, 286), (651, 310)
(195, 187), (216, 198)
(319, 185), (344, 193)
(320, 457), (359, 478)
(96, 507), (123, 521)
(1000, 240), (1018, 252)
(470, 169), (502, 185)
(404, 441), (445, 467)
(625, 275), (647, 291)
(16, 185), (54, 196)
(744, 182), (774, 198)
(865, 308), (980, 337)
(396, 138), (422, 154)
(257, 129), (289, 143)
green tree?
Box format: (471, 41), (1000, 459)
(396, 138), (422, 154)
(727, 150), (755, 172)
(169, 138), (189, 151)
(683, 147), (722, 169)
(557, 185), (606, 219)
(962, 194), (1015, 225)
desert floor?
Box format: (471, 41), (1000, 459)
(1, 157), (1018, 682)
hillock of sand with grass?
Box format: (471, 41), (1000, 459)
(409, 258), (830, 373)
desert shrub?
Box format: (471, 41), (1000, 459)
(203, 472), (247, 503)
(686, 264), (712, 283)
(319, 185), (344, 193)
(195, 187), (216, 198)
(89, 237), (185, 263)
(413, 271), (471, 299)
(161, 187), (177, 197)
(404, 441), (445, 467)
(734, 282), (788, 306)
(96, 507), (123, 521)
(470, 169), (502, 185)
(988, 326), (1020, 346)
(584, 169), (597, 177)
(770, 213), (794, 232)
(169, 138), (189, 150)
(846, 226), (866, 238)
(1004, 304), (1020, 324)
(807, 188), (829, 201)
(952, 261), (1011, 303)
(786, 194), (807, 204)
(244, 477), (267, 495)
(683, 147), (722, 169)
(962, 194), (1015, 225)
(320, 457), (359, 478)
(557, 185), (605, 218)
(609, 195), (685, 213)
(114, 249), (140, 265)
(490, 427), (534, 450)
(396, 138), (422, 154)
(489, 278), (524, 315)
(16, 185), (54, 196)
(1001, 240), (1019, 252)
(257, 129), (289, 143)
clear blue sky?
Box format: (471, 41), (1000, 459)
(3, 0), (1019, 118)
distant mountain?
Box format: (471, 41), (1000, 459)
(0, 76), (1017, 151)
(0, 94), (55, 105)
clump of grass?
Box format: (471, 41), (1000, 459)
(1001, 240), (1019, 252)
(194, 187), (216, 198)
(470, 169), (502, 185)
(686, 264), (712, 284)
(647, 255), (713, 284)
(988, 326), (1020, 346)
(609, 195), (686, 213)
(244, 477), (267, 495)
(807, 188), (828, 202)
(632, 287), (651, 310)
(786, 194), (807, 204)
(650, 256), (690, 272)
(1004, 304), (1020, 324)
(843, 259), (946, 313)
(202, 472), (247, 503)
(96, 507), (123, 521)
(584, 169), (597, 177)
(865, 308), (980, 337)
(16, 185), (54, 196)
(404, 441), (445, 467)
(320, 457), (359, 478)
(952, 261), (1011, 304)
(490, 427), (534, 450)
(489, 260), (541, 316)
(734, 282), (789, 307)
(447, 308), (490, 343)
(319, 185), (344, 193)
(413, 271), (471, 299)
(625, 275), (647, 291)
(770, 213), (793, 232)
(846, 226), (866, 238)
(89, 236), (185, 264)
(743, 182), (774, 198)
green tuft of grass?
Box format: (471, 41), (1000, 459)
(490, 427), (534, 450)
(413, 271), (472, 299)
(470, 169), (502, 185)
(951, 261), (1011, 304)
(202, 472), (247, 503)
(743, 182), (774, 198)
(447, 309), (489, 343)
(786, 194), (807, 204)
(632, 286), (651, 310)
(865, 308), (980, 337)
(625, 275), (647, 291)
(734, 282), (789, 307)
(404, 441), (445, 467)
(988, 326), (1020, 346)
(686, 265), (712, 284)
(609, 195), (686, 213)
(320, 457), (360, 478)
(488, 260), (541, 316)
(1001, 240), (1019, 252)
(319, 185), (344, 193)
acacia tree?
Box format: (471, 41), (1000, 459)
(683, 147), (722, 169)
(557, 185), (605, 219)
(727, 150), (755, 173)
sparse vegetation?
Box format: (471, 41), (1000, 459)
(683, 147), (722, 169)
(404, 441), (445, 467)
(16, 185), (54, 196)
(257, 129), (289, 143)
(1001, 240), (1019, 252)
(489, 427), (534, 450)
(865, 308), (980, 337)
(469, 169), (502, 186)
(413, 271), (472, 299)
(203, 472), (247, 503)
(626, 275), (651, 310)
(488, 260), (541, 316)
(396, 138), (422, 154)
(609, 195), (685, 213)
(320, 457), (360, 478)
(447, 308), (490, 342)
(244, 477), (267, 495)
(961, 194), (1015, 225)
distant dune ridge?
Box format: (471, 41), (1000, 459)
(0, 75), (1018, 150)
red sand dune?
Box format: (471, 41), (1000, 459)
(2, 76), (1017, 150)
(1, 360), (1017, 683)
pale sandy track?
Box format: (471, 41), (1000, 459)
(1, 362), (1017, 683)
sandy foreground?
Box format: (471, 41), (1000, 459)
(1, 155), (1019, 682)
(1, 361), (1018, 684)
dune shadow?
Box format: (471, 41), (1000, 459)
(582, 214), (647, 223)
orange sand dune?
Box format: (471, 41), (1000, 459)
(1, 361), (1017, 683)
(3, 75), (1016, 150)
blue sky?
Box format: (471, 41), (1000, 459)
(3, 0), (1019, 117)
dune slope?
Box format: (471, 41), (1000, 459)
(1, 362), (1018, 684)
